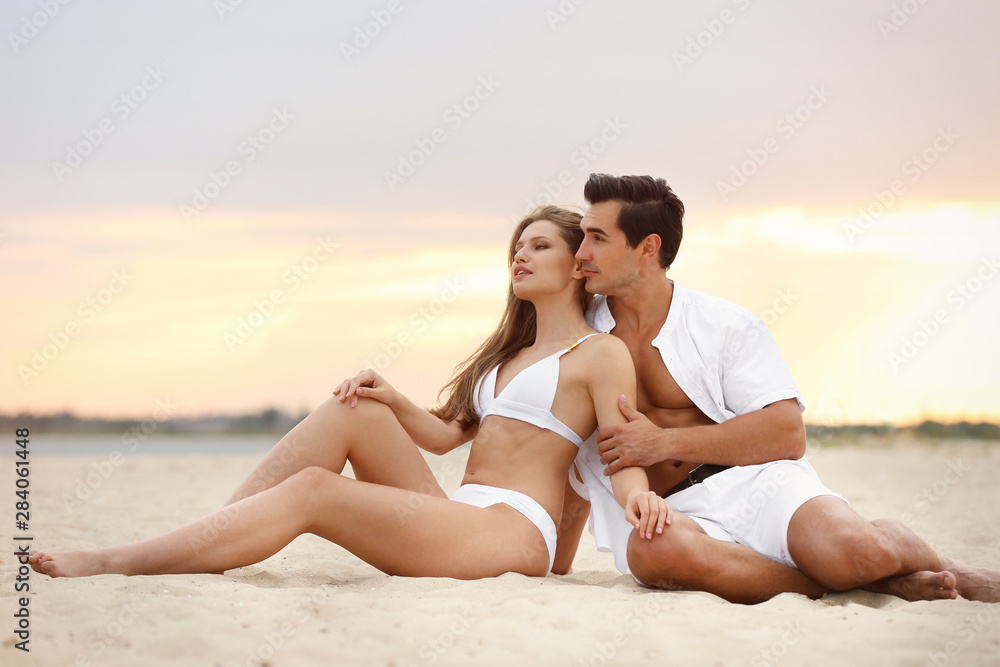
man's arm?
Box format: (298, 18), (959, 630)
(597, 397), (805, 475)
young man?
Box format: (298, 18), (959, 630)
(553, 173), (1000, 605)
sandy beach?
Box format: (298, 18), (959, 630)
(3, 436), (999, 667)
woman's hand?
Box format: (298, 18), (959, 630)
(625, 489), (672, 540)
(332, 369), (400, 408)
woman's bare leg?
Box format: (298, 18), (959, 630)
(31, 467), (548, 580)
(226, 397), (446, 505)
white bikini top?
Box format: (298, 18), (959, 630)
(472, 333), (599, 448)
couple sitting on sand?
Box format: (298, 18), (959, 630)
(30, 173), (999, 604)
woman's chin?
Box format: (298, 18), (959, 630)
(512, 283), (545, 302)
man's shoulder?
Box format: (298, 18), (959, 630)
(588, 284), (761, 334)
(673, 283), (756, 327)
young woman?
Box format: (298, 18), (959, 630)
(30, 206), (670, 580)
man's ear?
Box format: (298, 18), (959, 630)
(640, 234), (662, 264)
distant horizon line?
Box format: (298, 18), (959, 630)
(2, 409), (998, 439)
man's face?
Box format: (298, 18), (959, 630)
(576, 200), (640, 295)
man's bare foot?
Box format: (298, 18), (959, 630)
(941, 557), (1000, 602)
(28, 549), (108, 578)
(869, 570), (958, 601)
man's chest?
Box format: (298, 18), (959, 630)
(614, 329), (700, 414)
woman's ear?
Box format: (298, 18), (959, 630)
(571, 260), (587, 281)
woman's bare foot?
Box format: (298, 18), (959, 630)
(941, 557), (1000, 602)
(869, 570), (958, 601)
(28, 549), (109, 578)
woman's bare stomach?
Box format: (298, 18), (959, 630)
(461, 417), (580, 521)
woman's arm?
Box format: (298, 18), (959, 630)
(334, 370), (476, 454)
(586, 336), (672, 538)
(551, 469), (591, 575)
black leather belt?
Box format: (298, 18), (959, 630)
(661, 464), (732, 498)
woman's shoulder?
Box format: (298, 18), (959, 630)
(575, 332), (631, 361)
(567, 333), (634, 390)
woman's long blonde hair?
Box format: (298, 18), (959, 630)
(430, 205), (589, 429)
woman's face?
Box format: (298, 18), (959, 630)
(510, 220), (581, 301)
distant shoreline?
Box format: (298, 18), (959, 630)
(2, 410), (998, 440)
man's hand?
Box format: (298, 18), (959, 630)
(597, 395), (668, 475)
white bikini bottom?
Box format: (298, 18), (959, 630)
(451, 483), (557, 574)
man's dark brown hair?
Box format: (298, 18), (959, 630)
(584, 173), (684, 269)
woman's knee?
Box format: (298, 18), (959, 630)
(286, 466), (340, 495)
(274, 466), (344, 534)
(317, 395), (394, 431)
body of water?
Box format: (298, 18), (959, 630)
(24, 433), (281, 456)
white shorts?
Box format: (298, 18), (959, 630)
(666, 458), (847, 568)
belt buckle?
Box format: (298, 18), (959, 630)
(687, 464), (706, 486)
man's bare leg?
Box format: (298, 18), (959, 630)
(627, 509), (961, 604)
(788, 498), (1000, 602)
(938, 557), (1000, 602)
(225, 397), (445, 505)
(628, 511), (829, 604)
(866, 571), (958, 600)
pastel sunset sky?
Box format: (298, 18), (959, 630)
(2, 1), (997, 425)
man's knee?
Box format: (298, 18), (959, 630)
(847, 529), (902, 581)
(809, 525), (902, 589)
(627, 529), (699, 590)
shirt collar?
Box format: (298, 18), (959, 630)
(597, 280), (682, 346)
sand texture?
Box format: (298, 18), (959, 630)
(3, 438), (999, 666)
